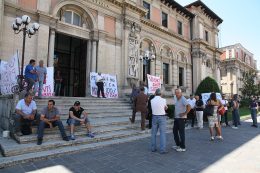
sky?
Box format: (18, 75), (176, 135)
(176, 0), (260, 69)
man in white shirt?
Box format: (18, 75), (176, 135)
(186, 94), (196, 128)
(14, 93), (40, 136)
(151, 89), (168, 154)
(95, 73), (106, 98)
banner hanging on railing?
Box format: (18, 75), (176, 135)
(0, 52), (19, 95)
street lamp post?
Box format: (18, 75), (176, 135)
(139, 50), (155, 81)
(12, 15), (39, 90)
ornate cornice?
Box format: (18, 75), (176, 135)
(141, 19), (190, 44)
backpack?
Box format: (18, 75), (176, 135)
(21, 125), (32, 135)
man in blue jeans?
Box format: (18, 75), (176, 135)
(37, 100), (69, 145)
(151, 89), (168, 154)
(249, 96), (258, 128)
(172, 88), (191, 152)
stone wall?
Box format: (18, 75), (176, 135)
(0, 94), (17, 132)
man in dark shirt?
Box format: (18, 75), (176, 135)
(67, 101), (94, 140)
(37, 100), (69, 145)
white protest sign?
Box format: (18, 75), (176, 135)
(201, 92), (222, 104)
(90, 72), (118, 98)
(0, 52), (19, 95)
(147, 74), (161, 94)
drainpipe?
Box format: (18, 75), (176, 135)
(190, 18), (194, 93)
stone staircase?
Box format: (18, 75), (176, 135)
(0, 96), (173, 168)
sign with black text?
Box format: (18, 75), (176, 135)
(90, 72), (118, 98)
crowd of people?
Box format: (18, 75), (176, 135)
(130, 84), (259, 154)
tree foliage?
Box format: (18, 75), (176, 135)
(240, 70), (257, 98)
(195, 77), (221, 95)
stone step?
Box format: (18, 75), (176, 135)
(36, 103), (131, 108)
(37, 105), (132, 114)
(2, 128), (164, 157)
(16, 121), (174, 144)
(1, 130), (174, 168)
(56, 111), (133, 119)
(15, 124), (139, 143)
(35, 98), (129, 103)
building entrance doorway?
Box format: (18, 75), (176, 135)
(54, 33), (87, 97)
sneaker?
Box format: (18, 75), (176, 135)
(70, 134), (76, 140)
(37, 138), (42, 145)
(63, 136), (70, 141)
(210, 136), (214, 141)
(216, 136), (223, 140)
(176, 148), (186, 152)
(86, 133), (95, 138)
(172, 145), (180, 150)
(231, 126), (238, 129)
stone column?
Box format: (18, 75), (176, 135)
(169, 60), (173, 85)
(91, 41), (97, 72)
(85, 40), (92, 96)
(0, 0), (4, 57)
(150, 60), (155, 76)
(48, 29), (55, 67)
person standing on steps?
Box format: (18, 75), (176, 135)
(24, 59), (37, 93)
(129, 87), (148, 130)
(35, 60), (47, 98)
(67, 101), (95, 140)
(37, 100), (69, 145)
(96, 73), (106, 98)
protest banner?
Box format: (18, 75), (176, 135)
(0, 52), (19, 95)
(90, 72), (118, 98)
(147, 74), (161, 94)
(201, 92), (222, 104)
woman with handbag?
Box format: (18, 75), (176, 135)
(206, 93), (223, 141)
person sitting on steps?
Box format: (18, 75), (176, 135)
(67, 101), (95, 140)
(37, 100), (69, 145)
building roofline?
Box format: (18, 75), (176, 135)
(185, 0), (223, 25)
(219, 43), (254, 56)
(161, 0), (194, 19)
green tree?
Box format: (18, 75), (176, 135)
(240, 70), (257, 98)
(195, 77), (221, 95)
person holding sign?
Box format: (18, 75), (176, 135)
(96, 73), (106, 98)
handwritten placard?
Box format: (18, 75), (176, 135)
(90, 72), (118, 98)
(147, 74), (161, 94)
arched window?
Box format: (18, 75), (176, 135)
(63, 10), (81, 26)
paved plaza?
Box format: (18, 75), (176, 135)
(1, 117), (260, 173)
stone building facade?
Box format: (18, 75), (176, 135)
(220, 43), (257, 96)
(0, 0), (223, 97)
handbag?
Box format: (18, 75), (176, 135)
(204, 104), (214, 116)
(218, 106), (226, 116)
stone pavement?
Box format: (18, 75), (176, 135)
(1, 117), (260, 173)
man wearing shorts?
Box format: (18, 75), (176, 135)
(67, 101), (95, 140)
